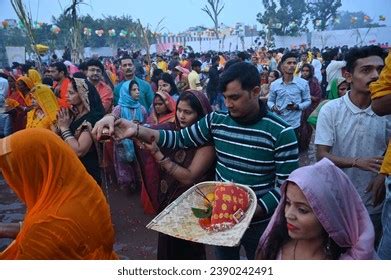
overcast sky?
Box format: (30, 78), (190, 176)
(0, 0), (390, 33)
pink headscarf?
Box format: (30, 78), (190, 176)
(258, 158), (377, 260)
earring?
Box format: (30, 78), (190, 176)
(324, 235), (332, 255)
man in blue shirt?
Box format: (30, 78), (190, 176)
(267, 52), (311, 134)
(113, 56), (154, 111)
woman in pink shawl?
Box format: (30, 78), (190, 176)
(256, 158), (377, 260)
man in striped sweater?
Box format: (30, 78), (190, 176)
(93, 62), (299, 260)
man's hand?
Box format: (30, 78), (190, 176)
(92, 115), (116, 140)
(366, 173), (386, 207)
(286, 103), (298, 111)
(272, 105), (282, 115)
(355, 157), (383, 173)
(112, 119), (137, 141)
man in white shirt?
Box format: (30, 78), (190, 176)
(315, 45), (389, 245)
(326, 48), (346, 92)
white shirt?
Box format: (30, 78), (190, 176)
(326, 60), (346, 91)
(315, 92), (391, 214)
(311, 58), (322, 83)
(0, 77), (9, 106)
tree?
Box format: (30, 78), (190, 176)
(257, 0), (309, 47)
(201, 0), (225, 39)
(307, 0), (342, 31)
(63, 0), (86, 63)
(10, 0), (42, 66)
(332, 11), (385, 30)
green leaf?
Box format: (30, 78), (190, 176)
(191, 206), (212, 218)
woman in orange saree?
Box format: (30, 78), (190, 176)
(0, 129), (117, 259)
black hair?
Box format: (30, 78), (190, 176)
(42, 77), (53, 87)
(345, 45), (387, 73)
(78, 62), (88, 71)
(188, 53), (195, 59)
(211, 55), (220, 65)
(128, 79), (139, 94)
(237, 51), (247, 61)
(270, 70), (280, 79)
(119, 55), (133, 65)
(223, 59), (241, 71)
(159, 72), (178, 96)
(219, 62), (260, 92)
(177, 91), (205, 121)
(301, 63), (314, 78)
(49, 62), (68, 76)
(73, 71), (87, 79)
(280, 52), (298, 64)
(191, 60), (202, 68)
(151, 69), (163, 84)
(86, 59), (104, 72)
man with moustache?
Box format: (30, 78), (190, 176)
(48, 62), (71, 108)
(86, 59), (113, 113)
(113, 56), (154, 111)
(315, 45), (390, 246)
(93, 62), (299, 260)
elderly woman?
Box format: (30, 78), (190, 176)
(0, 129), (117, 259)
(256, 158), (377, 260)
(56, 77), (105, 184)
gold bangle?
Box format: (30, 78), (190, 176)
(19, 221), (23, 231)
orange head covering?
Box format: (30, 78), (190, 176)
(16, 75), (34, 90)
(27, 69), (42, 85)
(15, 76), (34, 106)
(0, 129), (117, 260)
(147, 91), (176, 125)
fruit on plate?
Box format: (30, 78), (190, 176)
(198, 218), (212, 230)
(203, 192), (215, 207)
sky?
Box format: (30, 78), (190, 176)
(0, 0), (390, 33)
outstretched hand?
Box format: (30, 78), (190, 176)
(112, 119), (137, 141)
(92, 115), (116, 141)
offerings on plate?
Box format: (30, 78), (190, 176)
(192, 182), (250, 232)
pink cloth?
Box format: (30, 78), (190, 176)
(258, 158), (377, 260)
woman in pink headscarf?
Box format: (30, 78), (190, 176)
(256, 158), (377, 260)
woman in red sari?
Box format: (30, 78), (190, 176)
(139, 90), (215, 259)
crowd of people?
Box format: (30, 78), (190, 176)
(0, 43), (390, 260)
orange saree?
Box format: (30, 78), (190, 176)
(0, 129), (118, 260)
